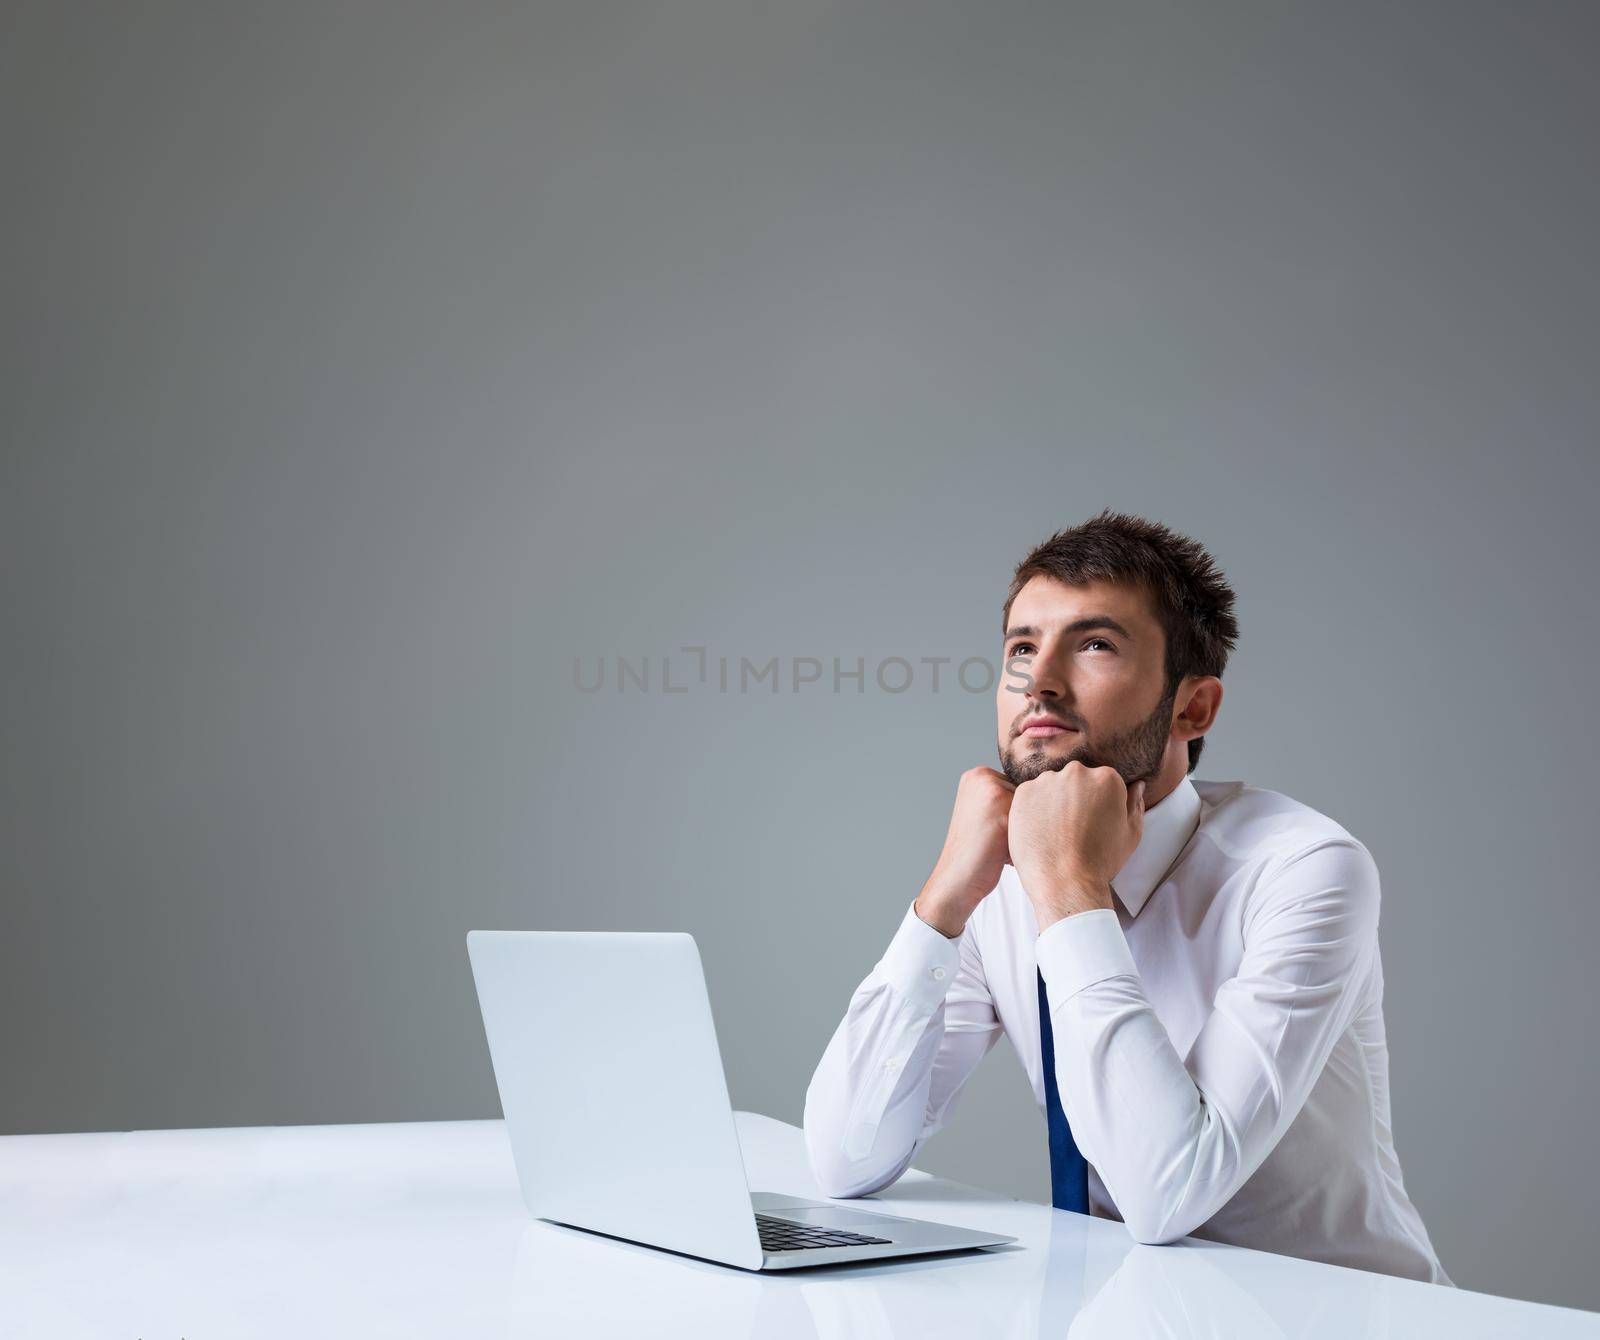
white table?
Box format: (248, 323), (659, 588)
(4, 1111), (1595, 1338)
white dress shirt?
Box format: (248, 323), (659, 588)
(803, 774), (1450, 1284)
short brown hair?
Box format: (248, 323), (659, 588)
(1003, 510), (1240, 773)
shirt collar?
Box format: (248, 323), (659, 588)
(1111, 774), (1203, 918)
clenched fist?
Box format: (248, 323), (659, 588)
(914, 767), (1016, 938)
(1009, 761), (1148, 932)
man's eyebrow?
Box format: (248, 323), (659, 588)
(1004, 616), (1133, 641)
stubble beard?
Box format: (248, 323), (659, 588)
(999, 683), (1177, 788)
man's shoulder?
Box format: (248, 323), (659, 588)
(1193, 779), (1383, 938)
(1192, 777), (1371, 870)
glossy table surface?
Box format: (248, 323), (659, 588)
(4, 1111), (1595, 1338)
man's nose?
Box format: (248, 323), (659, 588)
(1028, 651), (1069, 700)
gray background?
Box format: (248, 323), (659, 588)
(3, 0), (1596, 1312)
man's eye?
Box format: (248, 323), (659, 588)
(1084, 638), (1113, 652)
(1009, 643), (1035, 657)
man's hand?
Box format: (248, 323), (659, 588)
(914, 768), (1016, 938)
(1009, 761), (1147, 932)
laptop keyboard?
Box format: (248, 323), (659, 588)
(755, 1212), (893, 1253)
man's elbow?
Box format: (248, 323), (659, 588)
(804, 1141), (894, 1200)
(803, 1098), (859, 1197)
(811, 1163), (891, 1200)
(1116, 1189), (1208, 1246)
(1122, 1210), (1188, 1247)
(802, 1111), (908, 1199)
(1110, 1115), (1239, 1245)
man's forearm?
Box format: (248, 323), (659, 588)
(803, 901), (963, 1196)
(803, 1003), (945, 1198)
(1037, 846), (1379, 1244)
(912, 888), (965, 939)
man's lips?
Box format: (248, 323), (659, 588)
(1018, 717), (1078, 739)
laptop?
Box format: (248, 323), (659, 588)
(466, 929), (1017, 1271)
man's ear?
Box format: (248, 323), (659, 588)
(1174, 676), (1223, 740)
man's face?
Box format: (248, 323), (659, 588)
(997, 575), (1177, 787)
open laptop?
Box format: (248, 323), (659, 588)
(466, 929), (1016, 1272)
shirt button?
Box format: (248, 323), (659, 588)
(931, 966), (946, 981)
(883, 1058), (900, 1072)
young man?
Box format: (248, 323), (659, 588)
(803, 511), (1449, 1284)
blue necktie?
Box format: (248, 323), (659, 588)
(1038, 966), (1090, 1213)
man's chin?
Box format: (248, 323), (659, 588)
(1001, 745), (1087, 786)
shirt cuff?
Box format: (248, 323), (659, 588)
(1036, 907), (1137, 1002)
(877, 898), (962, 1008)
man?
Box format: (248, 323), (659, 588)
(803, 511), (1449, 1284)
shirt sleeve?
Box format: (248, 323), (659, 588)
(1035, 838), (1383, 1244)
(803, 897), (1005, 1198)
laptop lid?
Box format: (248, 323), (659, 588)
(467, 929), (764, 1271)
